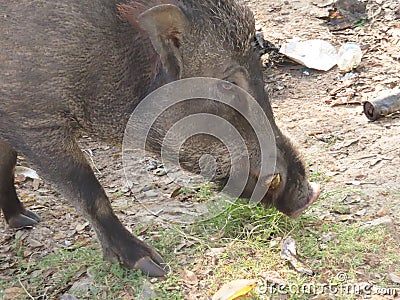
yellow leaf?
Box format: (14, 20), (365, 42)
(212, 279), (257, 300)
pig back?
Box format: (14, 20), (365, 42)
(0, 0), (159, 141)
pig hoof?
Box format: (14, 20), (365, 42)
(22, 209), (41, 222)
(104, 236), (168, 277)
(134, 256), (168, 277)
(132, 247), (168, 277)
(8, 210), (40, 228)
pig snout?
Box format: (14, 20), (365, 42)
(288, 182), (320, 218)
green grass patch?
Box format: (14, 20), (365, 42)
(2, 190), (399, 299)
(193, 198), (297, 240)
(4, 244), (185, 299)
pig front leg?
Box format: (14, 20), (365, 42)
(3, 131), (167, 277)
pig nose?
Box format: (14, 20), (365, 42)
(288, 182), (320, 218)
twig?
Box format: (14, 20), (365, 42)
(18, 278), (34, 300)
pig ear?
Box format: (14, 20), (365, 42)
(138, 4), (188, 81)
(264, 174), (281, 190)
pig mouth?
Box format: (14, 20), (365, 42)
(288, 182), (320, 218)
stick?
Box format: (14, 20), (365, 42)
(18, 278), (34, 300)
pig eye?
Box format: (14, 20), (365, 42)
(221, 81), (235, 90)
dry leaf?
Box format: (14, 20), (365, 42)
(388, 272), (400, 284)
(60, 294), (79, 300)
(205, 247), (226, 257)
(28, 238), (43, 248)
(170, 187), (182, 198)
(75, 222), (90, 232)
(3, 287), (25, 300)
(32, 179), (41, 190)
(281, 237), (314, 275)
(182, 269), (198, 285)
(212, 279), (257, 300)
(259, 271), (287, 285)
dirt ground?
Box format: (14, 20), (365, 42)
(246, 0), (400, 230)
(1, 0), (399, 299)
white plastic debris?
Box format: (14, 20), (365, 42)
(280, 39), (338, 71)
(337, 42), (363, 72)
(14, 166), (40, 180)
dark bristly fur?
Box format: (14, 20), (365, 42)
(0, 0), (318, 276)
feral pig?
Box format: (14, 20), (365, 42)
(0, 0), (319, 276)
